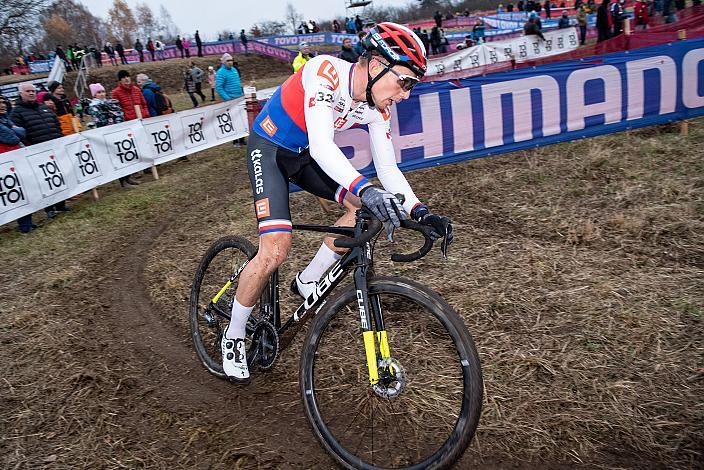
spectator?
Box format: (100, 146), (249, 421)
(346, 17), (356, 34)
(339, 37), (359, 63)
(311, 20), (320, 33)
(473, 19), (486, 44)
(176, 35), (184, 58)
(134, 39), (144, 62)
(189, 61), (207, 105)
(10, 83), (70, 228)
(597, 0), (612, 42)
(38, 92), (56, 113)
(216, 53), (243, 100)
(0, 97), (24, 153)
(634, 0), (649, 30)
(135, 73), (170, 117)
(524, 17), (546, 39)
(116, 42), (127, 65)
(418, 29), (430, 54)
(147, 38), (156, 61)
(544, 0), (552, 18)
(240, 29), (249, 54)
(332, 19), (341, 33)
(112, 70), (150, 121)
(292, 43), (314, 73)
(207, 65), (217, 101)
(104, 42), (117, 66)
(155, 39), (165, 60)
(87, 83), (124, 128)
(67, 45), (75, 70)
(507, 2), (515, 11)
(434, 10), (443, 27)
(183, 37), (191, 58)
(195, 30), (203, 57)
(45, 81), (78, 136)
(430, 26), (441, 55)
(610, 0), (625, 37)
(558, 10), (571, 28)
(518, 0), (525, 10)
(498, 3), (505, 12)
(55, 45), (71, 71)
(577, 5), (589, 44)
(355, 32), (366, 55)
(456, 34), (475, 50)
(354, 15), (363, 32)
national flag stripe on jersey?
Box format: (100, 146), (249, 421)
(349, 175), (370, 196)
(259, 219), (293, 234)
(335, 186), (348, 204)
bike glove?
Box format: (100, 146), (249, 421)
(359, 186), (407, 241)
(412, 204), (455, 245)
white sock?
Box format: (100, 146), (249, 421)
(226, 297), (253, 339)
(300, 243), (342, 283)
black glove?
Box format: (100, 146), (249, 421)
(359, 186), (407, 241)
(412, 204), (454, 256)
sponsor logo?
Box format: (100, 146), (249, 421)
(308, 97), (316, 108)
(105, 130), (140, 168)
(28, 151), (68, 197)
(67, 140), (101, 182)
(150, 125), (173, 156)
(255, 198), (270, 218)
(356, 290), (369, 329)
(0, 162), (28, 213)
(187, 119), (205, 146)
(260, 116), (277, 137)
(215, 108), (235, 138)
(334, 117), (348, 129)
(317, 60), (339, 90)
(250, 149), (264, 195)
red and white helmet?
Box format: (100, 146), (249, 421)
(361, 22), (427, 77)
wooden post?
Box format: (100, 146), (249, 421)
(624, 17), (631, 36)
(135, 105), (159, 180)
(679, 29), (689, 136)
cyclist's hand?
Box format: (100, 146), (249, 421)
(359, 186), (407, 241)
(412, 205), (454, 256)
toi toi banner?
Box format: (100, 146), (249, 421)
(427, 27), (581, 78)
(0, 100), (249, 226)
(334, 39), (704, 179)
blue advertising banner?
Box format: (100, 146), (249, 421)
(334, 39), (704, 178)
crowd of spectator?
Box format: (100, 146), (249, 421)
(1, 50), (244, 234)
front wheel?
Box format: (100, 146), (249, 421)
(300, 277), (483, 470)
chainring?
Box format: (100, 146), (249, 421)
(251, 321), (279, 370)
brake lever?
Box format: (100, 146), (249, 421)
(440, 222), (453, 260)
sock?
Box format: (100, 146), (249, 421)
(299, 243), (342, 284)
(226, 297), (253, 339)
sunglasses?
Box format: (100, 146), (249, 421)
(380, 62), (419, 92)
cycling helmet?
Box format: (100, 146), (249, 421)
(360, 22), (427, 107)
(361, 22), (427, 78)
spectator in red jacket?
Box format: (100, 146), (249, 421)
(634, 0), (649, 30)
(110, 70), (150, 121)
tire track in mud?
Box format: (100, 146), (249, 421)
(96, 217), (331, 468)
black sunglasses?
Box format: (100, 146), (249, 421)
(380, 62), (420, 92)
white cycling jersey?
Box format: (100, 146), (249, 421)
(252, 54), (420, 212)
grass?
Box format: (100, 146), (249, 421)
(1, 119), (703, 468)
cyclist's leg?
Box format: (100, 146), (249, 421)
(222, 133), (295, 379)
(290, 154), (361, 284)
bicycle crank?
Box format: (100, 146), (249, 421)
(251, 321), (279, 370)
(372, 357), (406, 399)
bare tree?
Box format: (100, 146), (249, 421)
(0, 0), (50, 62)
(251, 21), (287, 37)
(135, 2), (157, 41)
(157, 4), (178, 42)
(108, 0), (138, 46)
(285, 2), (303, 35)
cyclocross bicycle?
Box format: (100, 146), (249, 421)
(189, 205), (483, 469)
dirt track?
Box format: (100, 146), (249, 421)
(1, 123), (703, 469)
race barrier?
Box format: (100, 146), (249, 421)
(255, 32), (358, 47)
(0, 100), (249, 226)
(4, 39), (703, 225)
(333, 38), (704, 179)
(427, 27), (580, 78)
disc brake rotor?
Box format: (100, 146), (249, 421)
(372, 357), (406, 399)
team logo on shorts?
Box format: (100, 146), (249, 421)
(255, 198), (270, 218)
(260, 116), (278, 137)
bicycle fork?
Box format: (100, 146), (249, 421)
(354, 244), (391, 385)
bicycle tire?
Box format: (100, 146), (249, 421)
(189, 235), (269, 379)
(299, 276), (483, 470)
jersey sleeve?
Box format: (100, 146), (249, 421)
(303, 58), (371, 197)
(368, 111), (421, 214)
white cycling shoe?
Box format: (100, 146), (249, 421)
(291, 272), (317, 300)
(221, 334), (250, 382)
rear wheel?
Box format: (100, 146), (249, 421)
(189, 236), (270, 379)
(300, 276), (483, 469)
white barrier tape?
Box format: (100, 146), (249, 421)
(0, 99), (249, 226)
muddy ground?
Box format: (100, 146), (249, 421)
(1, 121), (702, 469)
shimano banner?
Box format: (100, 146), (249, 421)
(334, 39), (704, 177)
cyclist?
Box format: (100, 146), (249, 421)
(222, 22), (454, 381)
